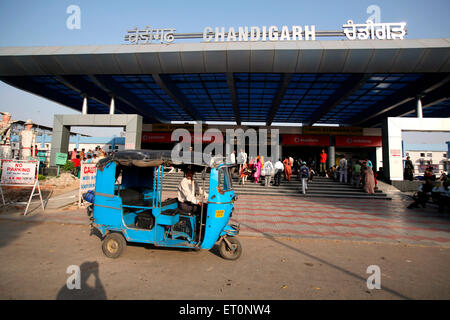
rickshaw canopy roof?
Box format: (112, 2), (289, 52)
(96, 149), (219, 172)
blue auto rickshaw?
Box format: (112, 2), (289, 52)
(89, 150), (241, 260)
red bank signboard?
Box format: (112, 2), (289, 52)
(142, 132), (173, 143)
(335, 136), (382, 147)
(282, 135), (330, 146)
(142, 132), (224, 144)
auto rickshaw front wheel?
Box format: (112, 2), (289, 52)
(218, 236), (242, 260)
(102, 232), (126, 259)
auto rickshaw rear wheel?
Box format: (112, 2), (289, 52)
(218, 236), (242, 260)
(102, 232), (126, 259)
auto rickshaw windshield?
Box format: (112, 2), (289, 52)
(220, 166), (233, 191)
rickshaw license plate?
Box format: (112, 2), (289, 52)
(215, 210), (225, 218)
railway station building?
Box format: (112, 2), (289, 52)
(0, 21), (449, 182)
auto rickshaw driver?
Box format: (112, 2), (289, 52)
(177, 168), (208, 215)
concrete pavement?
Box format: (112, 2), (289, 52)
(0, 220), (449, 300)
(1, 187), (449, 247)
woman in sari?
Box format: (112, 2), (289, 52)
(283, 157), (292, 181)
(239, 161), (249, 185)
(364, 166), (375, 194)
(254, 156), (262, 184)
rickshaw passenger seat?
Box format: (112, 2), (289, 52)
(160, 198), (178, 207)
(161, 208), (180, 216)
(159, 209), (180, 226)
(120, 188), (141, 204)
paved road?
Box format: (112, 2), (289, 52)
(0, 219), (449, 300)
(3, 191), (450, 248)
(1, 190), (449, 300)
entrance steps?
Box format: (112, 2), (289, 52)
(162, 172), (391, 200)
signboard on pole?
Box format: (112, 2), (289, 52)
(55, 152), (68, 166)
(79, 163), (97, 206)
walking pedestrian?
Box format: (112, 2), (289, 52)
(352, 161), (362, 188)
(308, 166), (315, 183)
(364, 166), (376, 194)
(319, 149), (327, 177)
(283, 157), (292, 181)
(300, 161), (309, 194)
(230, 150), (236, 178)
(239, 161), (249, 185)
(274, 159), (284, 186)
(404, 156), (414, 181)
(262, 158), (275, 187)
(339, 155), (348, 184)
(71, 148), (78, 160)
(72, 155), (81, 178)
(254, 156), (262, 184)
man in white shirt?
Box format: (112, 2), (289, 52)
(274, 159), (284, 186)
(230, 150), (237, 177)
(237, 149), (247, 164)
(230, 150), (236, 164)
(177, 169), (208, 214)
(262, 159), (275, 187)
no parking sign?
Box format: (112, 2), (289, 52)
(0, 159), (44, 215)
(1, 160), (37, 185)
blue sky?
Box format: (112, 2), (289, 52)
(0, 0), (449, 139)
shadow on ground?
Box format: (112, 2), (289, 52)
(56, 261), (107, 300)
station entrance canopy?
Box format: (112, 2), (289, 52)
(0, 30), (449, 126)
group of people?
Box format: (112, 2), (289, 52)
(234, 151), (315, 195)
(404, 156), (448, 183)
(407, 166), (450, 212)
(237, 154), (275, 186)
(69, 146), (109, 177)
(327, 156), (377, 194)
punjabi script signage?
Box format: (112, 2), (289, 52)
(343, 20), (407, 40)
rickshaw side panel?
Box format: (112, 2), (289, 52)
(93, 162), (123, 229)
(200, 167), (235, 250)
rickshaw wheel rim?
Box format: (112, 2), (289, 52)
(219, 237), (242, 260)
(107, 239), (119, 253)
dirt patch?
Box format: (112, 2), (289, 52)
(0, 172), (79, 209)
(39, 172), (80, 196)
